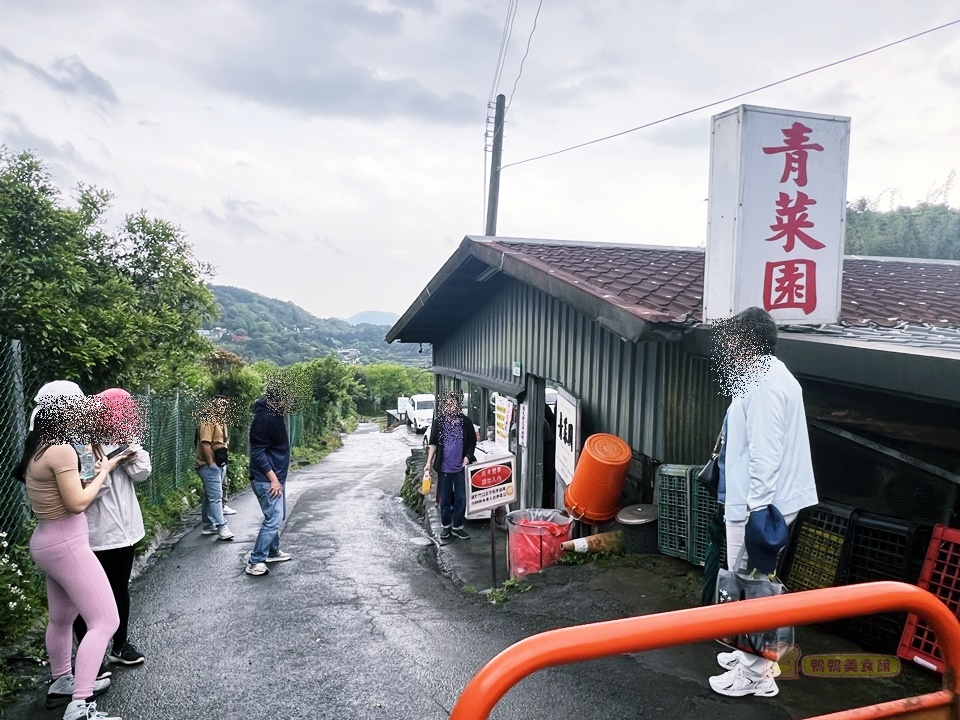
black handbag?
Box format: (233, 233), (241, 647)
(697, 432), (722, 495)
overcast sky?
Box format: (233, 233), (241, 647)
(2, 1), (959, 320)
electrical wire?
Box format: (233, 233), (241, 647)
(501, 16), (960, 171)
(485, 0), (521, 230)
(507, 0), (544, 109)
(488, 0), (519, 103)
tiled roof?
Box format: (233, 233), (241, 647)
(487, 240), (960, 329)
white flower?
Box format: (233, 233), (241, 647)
(7, 601), (16, 610)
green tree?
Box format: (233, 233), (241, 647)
(0, 148), (217, 391)
(354, 363), (433, 413)
(845, 176), (960, 259)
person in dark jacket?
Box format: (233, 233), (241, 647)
(423, 390), (477, 540)
(245, 386), (292, 576)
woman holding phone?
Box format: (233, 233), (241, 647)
(16, 381), (132, 720)
(74, 388), (152, 668)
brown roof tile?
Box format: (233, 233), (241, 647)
(489, 241), (960, 329)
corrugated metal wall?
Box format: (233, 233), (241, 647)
(433, 279), (725, 464)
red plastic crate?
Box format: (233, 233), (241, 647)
(897, 524), (960, 673)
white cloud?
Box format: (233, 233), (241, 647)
(0, 0), (957, 319)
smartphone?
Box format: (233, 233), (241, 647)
(106, 444), (131, 460)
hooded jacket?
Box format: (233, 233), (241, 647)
(249, 398), (291, 484)
(85, 444), (152, 551)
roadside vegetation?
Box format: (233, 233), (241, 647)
(0, 148), (422, 703)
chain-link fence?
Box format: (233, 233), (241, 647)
(0, 336), (261, 542)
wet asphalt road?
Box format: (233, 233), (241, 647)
(7, 423), (795, 720)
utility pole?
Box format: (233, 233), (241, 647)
(485, 93), (506, 237)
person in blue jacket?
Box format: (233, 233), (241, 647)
(245, 384), (293, 577)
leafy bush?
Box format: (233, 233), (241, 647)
(0, 532), (45, 648)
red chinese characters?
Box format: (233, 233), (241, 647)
(763, 260), (817, 315)
(761, 121), (826, 315)
(766, 192), (826, 252)
(762, 121), (823, 187)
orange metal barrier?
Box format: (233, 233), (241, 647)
(450, 582), (960, 720)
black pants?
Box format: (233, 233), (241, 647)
(74, 545), (135, 650)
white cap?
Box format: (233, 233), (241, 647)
(29, 380), (85, 432)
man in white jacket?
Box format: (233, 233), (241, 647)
(709, 307), (818, 698)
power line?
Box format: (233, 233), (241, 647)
(506, 0), (545, 109)
(485, 0), (521, 227)
(501, 16), (960, 171)
(488, 0), (519, 102)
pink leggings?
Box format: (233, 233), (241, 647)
(30, 513), (119, 700)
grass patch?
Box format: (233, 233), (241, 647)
(137, 475), (203, 551)
(484, 578), (533, 605)
(557, 550), (625, 568)
(292, 430), (345, 466)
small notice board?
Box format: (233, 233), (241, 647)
(466, 453), (516, 515)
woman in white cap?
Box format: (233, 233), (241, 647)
(15, 381), (132, 720)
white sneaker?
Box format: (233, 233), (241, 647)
(222, 504), (237, 515)
(265, 551), (292, 563)
(217, 525), (234, 541)
(47, 675), (110, 708)
(716, 650), (781, 677)
(63, 700), (120, 720)
(245, 562), (269, 576)
(200, 527), (217, 535)
(709, 664), (779, 697)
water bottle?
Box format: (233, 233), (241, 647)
(79, 444), (96, 482)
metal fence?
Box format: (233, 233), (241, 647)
(0, 337), (259, 541)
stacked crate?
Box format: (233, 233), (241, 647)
(781, 502), (855, 592)
(898, 525), (960, 673)
(656, 464), (726, 567)
(656, 464), (690, 561)
(831, 513), (932, 653)
(688, 468), (727, 568)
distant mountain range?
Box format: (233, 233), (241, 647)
(202, 285), (426, 367)
(345, 310), (400, 326)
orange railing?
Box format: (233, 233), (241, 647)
(451, 582), (960, 720)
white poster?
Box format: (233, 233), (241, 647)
(704, 105), (850, 325)
(518, 402), (528, 449)
(554, 388), (580, 487)
(494, 394), (514, 450)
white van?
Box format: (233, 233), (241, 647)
(406, 394), (435, 432)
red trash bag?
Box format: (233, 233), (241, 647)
(506, 509), (574, 579)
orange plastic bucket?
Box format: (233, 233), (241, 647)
(563, 433), (632, 523)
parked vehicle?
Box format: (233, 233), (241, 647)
(405, 394), (435, 432)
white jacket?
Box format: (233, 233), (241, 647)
(723, 356), (818, 523)
(85, 444), (151, 551)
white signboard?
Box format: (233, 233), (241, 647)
(517, 401), (528, 449)
(466, 454), (516, 514)
(554, 388), (580, 486)
(704, 105), (851, 325)
(494, 395), (514, 450)
(397, 396), (408, 415)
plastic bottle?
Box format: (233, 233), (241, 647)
(421, 473), (432, 495)
(78, 444), (96, 482)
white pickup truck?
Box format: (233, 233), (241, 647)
(405, 394), (435, 432)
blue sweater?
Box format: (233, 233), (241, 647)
(249, 398), (291, 484)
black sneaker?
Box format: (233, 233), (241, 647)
(439, 527), (451, 540)
(97, 663), (112, 680)
(451, 528), (470, 540)
(107, 642), (145, 666)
